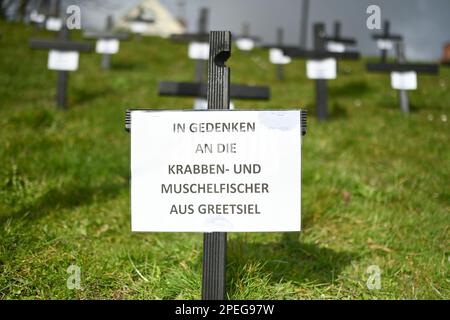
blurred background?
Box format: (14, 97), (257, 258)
(2, 0), (450, 60)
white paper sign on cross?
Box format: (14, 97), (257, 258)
(46, 17), (62, 31)
(236, 38), (255, 51)
(30, 11), (45, 23)
(326, 41), (346, 53)
(269, 48), (291, 65)
(306, 58), (337, 80)
(48, 50), (79, 71)
(96, 39), (120, 55)
(188, 42), (210, 60)
(390, 71), (418, 90)
(377, 39), (394, 50)
(130, 109), (302, 233)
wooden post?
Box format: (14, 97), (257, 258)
(56, 26), (69, 109)
(334, 21), (341, 39)
(194, 8), (209, 82)
(314, 23), (328, 121)
(242, 23), (250, 38)
(30, 24), (93, 109)
(202, 31), (231, 300)
(276, 28), (284, 81)
(299, 0), (309, 48)
(396, 41), (409, 113)
(381, 21), (390, 63)
(101, 16), (114, 70)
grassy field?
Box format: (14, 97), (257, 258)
(0, 21), (448, 300)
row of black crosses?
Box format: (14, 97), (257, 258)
(265, 22), (360, 120)
(158, 8), (270, 109)
(29, 0), (62, 31)
(265, 20), (440, 117)
(367, 21), (439, 113)
(27, 3), (441, 118)
(29, 12), (130, 109)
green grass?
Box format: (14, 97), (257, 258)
(0, 21), (449, 300)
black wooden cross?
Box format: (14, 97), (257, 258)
(84, 15), (129, 70)
(371, 21), (403, 63)
(201, 31), (232, 300)
(158, 81), (269, 101)
(262, 28), (291, 81)
(160, 9), (269, 109)
(299, 0), (310, 49)
(158, 74), (270, 109)
(202, 31), (306, 300)
(30, 25), (93, 109)
(275, 28), (286, 80)
(323, 21), (357, 53)
(44, 0), (62, 32)
(170, 7), (210, 82)
(367, 41), (439, 113)
(282, 23), (360, 121)
(29, 0), (46, 30)
(235, 23), (260, 52)
(125, 31), (306, 300)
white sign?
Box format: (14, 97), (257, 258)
(391, 71), (417, 90)
(130, 21), (147, 34)
(193, 99), (235, 110)
(377, 39), (393, 50)
(236, 38), (255, 51)
(30, 11), (45, 23)
(48, 50), (79, 71)
(269, 48), (291, 65)
(327, 41), (346, 53)
(306, 58), (337, 80)
(96, 39), (120, 55)
(131, 110), (302, 232)
(188, 42), (210, 60)
(46, 17), (62, 31)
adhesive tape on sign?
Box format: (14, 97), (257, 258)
(96, 39), (120, 54)
(48, 50), (79, 71)
(377, 39), (393, 50)
(327, 41), (346, 53)
(236, 38), (255, 51)
(188, 42), (209, 60)
(46, 17), (62, 31)
(306, 58), (337, 80)
(193, 99), (208, 110)
(390, 71), (417, 90)
(193, 99), (235, 110)
(269, 48), (291, 65)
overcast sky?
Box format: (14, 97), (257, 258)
(160, 0), (450, 61)
(54, 0), (450, 61)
